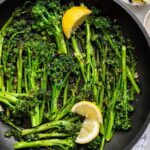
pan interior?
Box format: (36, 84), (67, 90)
(0, 0), (150, 150)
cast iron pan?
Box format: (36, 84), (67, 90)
(0, 0), (150, 150)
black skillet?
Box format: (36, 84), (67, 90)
(0, 0), (150, 150)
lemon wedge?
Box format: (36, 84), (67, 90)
(71, 101), (103, 123)
(71, 101), (103, 144)
(62, 6), (92, 39)
(75, 118), (99, 144)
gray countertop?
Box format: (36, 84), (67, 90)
(0, 0), (150, 150)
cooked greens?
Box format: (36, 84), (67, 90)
(0, 0), (140, 149)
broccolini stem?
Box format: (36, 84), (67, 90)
(6, 108), (10, 117)
(101, 45), (108, 82)
(0, 13), (14, 91)
(86, 22), (92, 82)
(0, 112), (21, 131)
(17, 46), (23, 93)
(122, 46), (128, 120)
(105, 31), (120, 57)
(6, 120), (21, 131)
(130, 68), (135, 100)
(99, 44), (108, 108)
(6, 78), (13, 92)
(0, 92), (28, 97)
(86, 20), (99, 104)
(71, 36), (86, 82)
(13, 138), (74, 149)
(6, 79), (11, 92)
(54, 75), (80, 121)
(55, 26), (67, 54)
(51, 73), (70, 113)
(1, 13), (14, 31)
(0, 97), (14, 108)
(39, 99), (46, 124)
(10, 31), (25, 41)
(30, 58), (40, 127)
(104, 31), (140, 94)
(105, 110), (115, 141)
(27, 47), (31, 90)
(0, 69), (4, 92)
(129, 49), (136, 100)
(41, 65), (47, 91)
(30, 60), (38, 90)
(37, 132), (70, 139)
(63, 83), (68, 106)
(24, 68), (29, 93)
(72, 74), (81, 97)
(51, 84), (57, 112)
(27, 47), (31, 70)
(99, 87), (104, 109)
(100, 136), (105, 150)
(127, 67), (140, 94)
(54, 97), (75, 121)
(53, 82), (67, 115)
(31, 104), (40, 127)
(105, 75), (121, 141)
(0, 93), (19, 104)
(39, 64), (47, 124)
(66, 115), (81, 123)
(91, 45), (99, 104)
(22, 120), (74, 135)
(96, 47), (100, 69)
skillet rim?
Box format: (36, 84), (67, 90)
(0, 0), (150, 149)
(112, 0), (150, 150)
(0, 0), (5, 5)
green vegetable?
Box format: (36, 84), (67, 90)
(14, 138), (74, 149)
(0, 0), (140, 150)
(21, 120), (78, 135)
(32, 1), (67, 54)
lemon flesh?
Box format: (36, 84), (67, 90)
(71, 101), (103, 124)
(75, 119), (99, 144)
(62, 6), (92, 39)
(71, 101), (103, 144)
